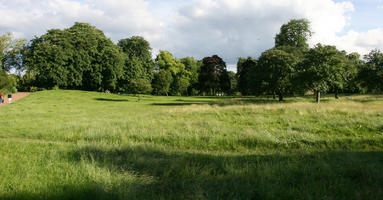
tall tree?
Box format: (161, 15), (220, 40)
(199, 55), (230, 95)
(23, 22), (124, 91)
(117, 36), (155, 93)
(275, 19), (312, 49)
(256, 49), (297, 101)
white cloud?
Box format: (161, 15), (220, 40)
(162, 0), (359, 64)
(0, 0), (164, 43)
(0, 0), (382, 66)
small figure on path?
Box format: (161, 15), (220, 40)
(0, 92), (4, 104)
(8, 94), (12, 103)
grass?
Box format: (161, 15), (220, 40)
(0, 90), (382, 199)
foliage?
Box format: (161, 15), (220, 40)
(117, 36), (155, 92)
(275, 18), (312, 49)
(199, 55), (230, 95)
(23, 22), (124, 91)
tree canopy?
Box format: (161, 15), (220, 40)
(23, 22), (124, 91)
(275, 19), (312, 49)
(199, 55), (230, 95)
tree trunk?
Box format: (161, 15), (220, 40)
(278, 93), (283, 101)
(335, 89), (339, 99)
(273, 92), (276, 100)
(316, 91), (321, 103)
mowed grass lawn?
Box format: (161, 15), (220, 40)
(0, 90), (382, 200)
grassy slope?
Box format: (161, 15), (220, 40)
(0, 90), (382, 199)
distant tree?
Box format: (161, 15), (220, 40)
(117, 36), (155, 92)
(237, 57), (256, 95)
(199, 55), (230, 95)
(359, 49), (383, 92)
(128, 78), (152, 94)
(152, 69), (172, 96)
(0, 70), (8, 89)
(256, 49), (297, 101)
(275, 19), (312, 49)
(0, 70), (17, 93)
(23, 22), (124, 91)
(155, 51), (190, 96)
(300, 44), (346, 103)
(227, 71), (238, 95)
(0, 33), (26, 73)
(181, 57), (201, 95)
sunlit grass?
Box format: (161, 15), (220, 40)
(0, 90), (382, 199)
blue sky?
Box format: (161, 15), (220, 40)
(335, 0), (383, 33)
(1, 0), (382, 69)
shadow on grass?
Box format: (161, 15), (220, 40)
(94, 98), (130, 102)
(151, 98), (308, 107)
(57, 147), (383, 199)
(4, 146), (382, 199)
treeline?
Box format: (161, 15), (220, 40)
(1, 19), (383, 102)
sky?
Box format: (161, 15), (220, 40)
(1, 0), (383, 71)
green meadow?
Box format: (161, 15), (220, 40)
(0, 90), (382, 200)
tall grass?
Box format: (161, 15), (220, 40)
(0, 90), (382, 199)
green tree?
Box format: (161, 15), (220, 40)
(181, 57), (201, 95)
(23, 22), (124, 91)
(275, 19), (312, 49)
(256, 49), (297, 101)
(152, 70), (173, 96)
(128, 78), (152, 94)
(300, 44), (346, 103)
(227, 71), (238, 95)
(155, 51), (190, 96)
(359, 49), (383, 92)
(199, 55), (230, 95)
(117, 36), (155, 92)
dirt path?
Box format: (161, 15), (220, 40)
(0, 92), (31, 106)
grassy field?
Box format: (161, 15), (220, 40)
(0, 90), (382, 200)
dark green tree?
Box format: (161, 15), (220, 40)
(237, 57), (257, 95)
(199, 55), (230, 95)
(359, 49), (383, 92)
